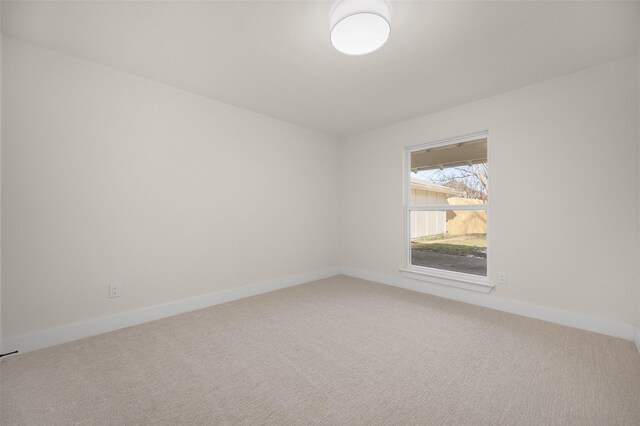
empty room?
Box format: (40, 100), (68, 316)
(1, 0), (640, 424)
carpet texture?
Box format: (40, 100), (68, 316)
(1, 275), (639, 425)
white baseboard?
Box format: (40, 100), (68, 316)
(2, 266), (636, 355)
(340, 267), (637, 341)
(1, 268), (341, 354)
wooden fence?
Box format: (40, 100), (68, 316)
(445, 197), (487, 235)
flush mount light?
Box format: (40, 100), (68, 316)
(330, 0), (391, 55)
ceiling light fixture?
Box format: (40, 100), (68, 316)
(330, 0), (390, 55)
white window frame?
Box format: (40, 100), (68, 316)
(400, 131), (494, 293)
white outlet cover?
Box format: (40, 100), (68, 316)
(109, 284), (121, 298)
(497, 272), (507, 285)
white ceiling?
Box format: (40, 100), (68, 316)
(2, 1), (640, 137)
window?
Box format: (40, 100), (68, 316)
(402, 133), (491, 292)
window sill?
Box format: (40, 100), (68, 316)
(399, 267), (494, 294)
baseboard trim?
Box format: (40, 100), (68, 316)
(3, 267), (635, 354)
(1, 268), (341, 354)
(340, 267), (636, 341)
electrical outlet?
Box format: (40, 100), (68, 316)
(109, 283), (121, 298)
(497, 272), (507, 285)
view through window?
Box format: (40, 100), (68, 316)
(408, 137), (488, 276)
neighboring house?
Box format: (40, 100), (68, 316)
(410, 178), (459, 238)
(410, 178), (487, 238)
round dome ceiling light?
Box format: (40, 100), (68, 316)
(330, 0), (391, 55)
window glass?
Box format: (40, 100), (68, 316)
(410, 210), (487, 276)
(408, 137), (488, 277)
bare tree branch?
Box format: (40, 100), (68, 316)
(421, 163), (488, 201)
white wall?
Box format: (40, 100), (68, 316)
(340, 56), (639, 325)
(1, 38), (339, 340)
(637, 43), (640, 347)
(2, 36), (639, 348)
(410, 188), (447, 238)
(0, 9), (3, 352)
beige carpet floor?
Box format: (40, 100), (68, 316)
(1, 275), (640, 425)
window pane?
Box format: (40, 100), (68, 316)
(410, 139), (488, 205)
(410, 209), (487, 276)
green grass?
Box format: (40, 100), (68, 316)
(435, 238), (486, 248)
(412, 233), (449, 242)
(411, 234), (487, 258)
